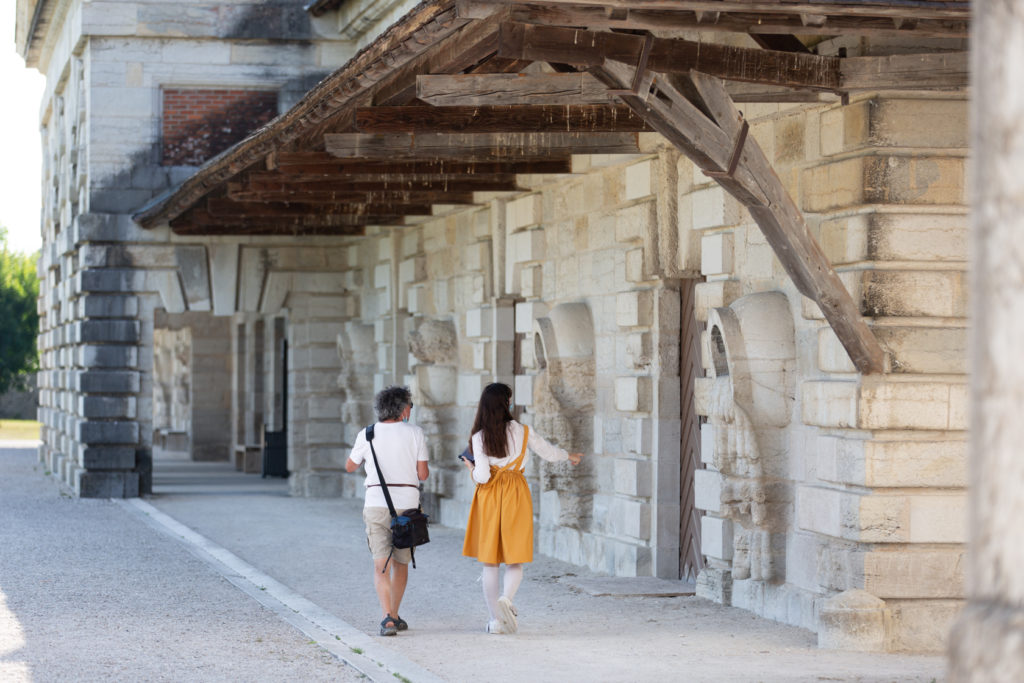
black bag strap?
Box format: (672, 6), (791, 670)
(366, 424), (398, 519)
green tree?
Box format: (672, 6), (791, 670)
(0, 226), (40, 394)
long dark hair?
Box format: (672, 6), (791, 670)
(469, 383), (513, 460)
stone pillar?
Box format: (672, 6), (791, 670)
(948, 1), (1024, 678)
(189, 316), (232, 462)
(288, 293), (347, 496)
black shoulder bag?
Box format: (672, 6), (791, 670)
(365, 424), (430, 571)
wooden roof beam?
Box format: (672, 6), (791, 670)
(225, 187), (480, 205)
(841, 52), (967, 91)
(458, 2), (968, 38)
(322, 131), (642, 160)
(497, 22), (842, 91)
(271, 154), (574, 175)
(235, 176), (522, 194)
(177, 210), (406, 229)
(204, 198), (436, 217)
(171, 222), (368, 237)
(498, 23), (966, 94)
(476, 0), (969, 21)
(416, 72), (618, 106)
(354, 104), (651, 133)
(245, 170), (521, 184)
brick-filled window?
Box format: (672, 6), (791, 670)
(162, 88), (278, 166)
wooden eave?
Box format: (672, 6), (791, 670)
(133, 0), (971, 374)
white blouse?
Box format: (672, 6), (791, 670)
(470, 420), (569, 484)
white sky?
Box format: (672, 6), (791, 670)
(0, 0), (45, 255)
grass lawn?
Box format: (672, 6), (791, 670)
(0, 419), (42, 441)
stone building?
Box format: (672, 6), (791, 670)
(17, 0), (976, 654)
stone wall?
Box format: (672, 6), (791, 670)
(688, 93), (967, 650)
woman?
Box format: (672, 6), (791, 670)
(461, 383), (584, 634)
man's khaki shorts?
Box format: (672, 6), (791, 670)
(363, 506), (412, 565)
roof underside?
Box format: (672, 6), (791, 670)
(134, 0), (970, 235)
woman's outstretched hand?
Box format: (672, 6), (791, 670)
(568, 453), (584, 466)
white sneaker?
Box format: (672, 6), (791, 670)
(497, 596), (518, 634)
(486, 619), (503, 634)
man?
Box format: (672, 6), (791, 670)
(345, 385), (429, 636)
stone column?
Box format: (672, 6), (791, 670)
(189, 316), (232, 462)
(948, 1), (1024, 678)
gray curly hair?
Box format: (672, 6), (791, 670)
(374, 385), (412, 422)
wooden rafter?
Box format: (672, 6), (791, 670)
(497, 22), (842, 91)
(177, 210), (405, 229)
(270, 154), (574, 175)
(462, 0), (969, 22)
(323, 131), (641, 160)
(225, 188), (480, 205)
(467, 3), (968, 38)
(204, 199), (436, 217)
(233, 176), (521, 193)
(416, 72), (617, 105)
(353, 104), (651, 133)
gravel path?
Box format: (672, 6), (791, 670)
(0, 446), (362, 682)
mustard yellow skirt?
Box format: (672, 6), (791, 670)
(462, 467), (534, 564)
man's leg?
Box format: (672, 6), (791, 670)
(389, 560), (409, 617)
(372, 557), (394, 619)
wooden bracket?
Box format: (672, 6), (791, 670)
(703, 118), (749, 179)
(608, 33), (655, 96)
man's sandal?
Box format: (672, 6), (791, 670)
(393, 615), (408, 631)
(380, 615), (397, 636)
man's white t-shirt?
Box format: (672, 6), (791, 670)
(349, 421), (428, 510)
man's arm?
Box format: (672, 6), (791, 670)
(345, 458), (360, 473)
(417, 460), (429, 481)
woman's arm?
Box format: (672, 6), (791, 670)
(526, 427), (570, 463)
(470, 432), (491, 484)
(526, 428), (584, 465)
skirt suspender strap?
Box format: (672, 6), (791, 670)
(495, 425), (529, 473)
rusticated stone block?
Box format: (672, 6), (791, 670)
(864, 550), (965, 599)
(76, 370), (141, 394)
(81, 446), (136, 470)
(78, 345), (138, 369)
(861, 270), (966, 318)
(77, 320), (140, 344)
(79, 396), (136, 419)
(818, 589), (891, 651)
(77, 268), (146, 293)
(75, 470), (140, 498)
(696, 567), (733, 604)
(78, 420), (139, 445)
(80, 295), (139, 318)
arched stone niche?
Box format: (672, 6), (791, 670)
(530, 302), (596, 530)
(703, 291), (796, 582)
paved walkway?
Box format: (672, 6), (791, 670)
(1, 445), (948, 682)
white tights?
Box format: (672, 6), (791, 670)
(481, 563), (524, 618)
